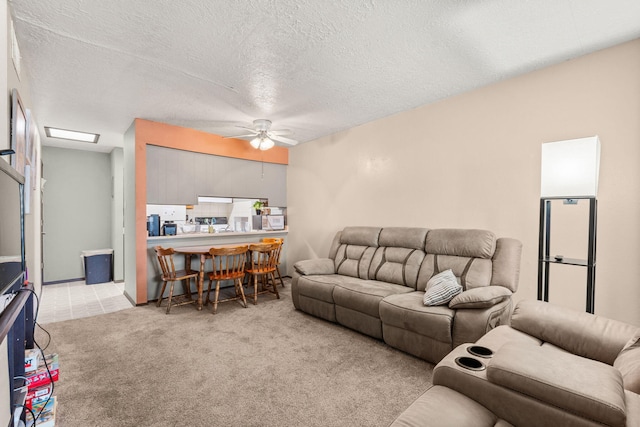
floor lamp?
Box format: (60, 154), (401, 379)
(538, 136), (600, 313)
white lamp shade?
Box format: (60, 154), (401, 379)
(541, 136), (601, 198)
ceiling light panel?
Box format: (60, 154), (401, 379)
(45, 126), (100, 143)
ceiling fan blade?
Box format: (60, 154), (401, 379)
(269, 134), (299, 146)
(270, 129), (293, 136)
(224, 133), (258, 139)
(235, 125), (261, 132)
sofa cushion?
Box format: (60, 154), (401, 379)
(339, 226), (382, 247)
(364, 228), (428, 289)
(423, 270), (462, 306)
(448, 286), (512, 309)
(511, 300), (637, 365)
(390, 385), (505, 427)
(370, 246), (426, 288)
(333, 279), (413, 318)
(417, 254), (493, 292)
(332, 226), (382, 280)
(378, 227), (428, 249)
(334, 245), (377, 280)
(487, 343), (627, 427)
(380, 292), (455, 343)
(297, 275), (339, 303)
(614, 330), (640, 394)
(417, 229), (496, 292)
(425, 229), (496, 258)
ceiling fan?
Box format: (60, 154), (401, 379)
(227, 119), (299, 150)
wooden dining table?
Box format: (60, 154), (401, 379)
(174, 244), (249, 311)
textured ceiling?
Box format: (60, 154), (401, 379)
(9, 0), (640, 153)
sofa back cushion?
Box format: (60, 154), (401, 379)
(333, 227), (382, 280)
(425, 229), (496, 258)
(417, 229), (496, 292)
(512, 300), (638, 365)
(368, 227), (428, 288)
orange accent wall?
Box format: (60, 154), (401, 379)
(134, 135), (147, 304)
(134, 118), (289, 304)
(135, 119), (289, 164)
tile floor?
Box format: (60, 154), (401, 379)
(37, 281), (133, 324)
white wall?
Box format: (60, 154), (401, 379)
(287, 38), (640, 326)
(123, 122), (137, 303)
(110, 147), (124, 281)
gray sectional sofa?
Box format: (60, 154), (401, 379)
(392, 299), (640, 426)
(291, 226), (522, 363)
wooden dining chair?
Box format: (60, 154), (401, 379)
(206, 245), (249, 314)
(154, 246), (198, 314)
(261, 237), (285, 288)
(245, 242), (281, 305)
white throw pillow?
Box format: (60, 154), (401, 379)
(423, 269), (462, 306)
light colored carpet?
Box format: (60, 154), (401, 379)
(37, 282), (433, 426)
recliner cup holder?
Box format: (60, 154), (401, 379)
(467, 345), (493, 358)
(455, 356), (486, 371)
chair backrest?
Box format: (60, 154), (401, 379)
(261, 238), (283, 243)
(261, 237), (284, 263)
(209, 245), (248, 280)
(154, 246), (177, 279)
(248, 242), (281, 273)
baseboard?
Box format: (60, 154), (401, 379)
(43, 278), (84, 285)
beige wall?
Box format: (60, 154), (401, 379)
(287, 38), (640, 326)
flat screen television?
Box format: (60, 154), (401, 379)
(0, 158), (25, 295)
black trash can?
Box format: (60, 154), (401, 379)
(82, 249), (114, 285)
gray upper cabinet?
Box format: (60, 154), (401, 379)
(145, 146), (161, 204)
(146, 145), (287, 206)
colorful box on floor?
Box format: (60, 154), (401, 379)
(40, 353), (59, 370)
(26, 384), (53, 409)
(24, 349), (40, 373)
(26, 395), (56, 427)
(26, 367), (59, 390)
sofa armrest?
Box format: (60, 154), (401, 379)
(449, 286), (512, 309)
(452, 298), (512, 348)
(293, 258), (335, 276)
(487, 343), (626, 427)
(490, 238), (522, 292)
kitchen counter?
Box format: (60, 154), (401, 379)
(147, 229), (288, 242)
(146, 229), (288, 304)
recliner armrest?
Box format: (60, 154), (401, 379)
(487, 343), (626, 427)
(293, 258), (335, 276)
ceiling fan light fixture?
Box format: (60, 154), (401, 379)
(259, 138), (274, 150)
(250, 137), (262, 149)
(249, 135), (275, 150)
